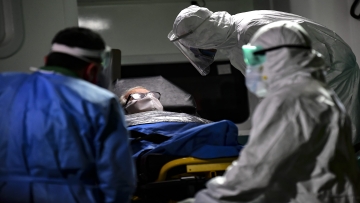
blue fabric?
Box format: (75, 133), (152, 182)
(0, 72), (136, 203)
(129, 120), (243, 159)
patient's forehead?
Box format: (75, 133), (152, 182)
(125, 88), (149, 98)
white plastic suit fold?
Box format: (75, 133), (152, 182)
(168, 6), (360, 145)
(192, 21), (360, 203)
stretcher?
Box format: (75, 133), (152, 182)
(126, 111), (242, 203)
(133, 153), (237, 203)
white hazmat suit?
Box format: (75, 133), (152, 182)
(168, 6), (360, 146)
(184, 21), (360, 203)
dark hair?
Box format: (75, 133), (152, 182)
(46, 27), (106, 70)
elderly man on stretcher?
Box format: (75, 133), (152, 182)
(116, 84), (243, 160)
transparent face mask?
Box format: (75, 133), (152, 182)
(190, 48), (217, 59)
(98, 46), (113, 90)
(76, 50), (113, 90)
(169, 39), (215, 76)
(168, 16), (216, 76)
(100, 46), (112, 71)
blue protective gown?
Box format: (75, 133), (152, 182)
(0, 69), (136, 203)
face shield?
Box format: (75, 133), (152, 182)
(98, 46), (113, 89)
(168, 16), (216, 76)
(50, 43), (112, 89)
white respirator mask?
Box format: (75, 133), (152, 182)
(125, 95), (164, 114)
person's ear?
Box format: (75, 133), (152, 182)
(83, 63), (99, 84)
(44, 56), (48, 64)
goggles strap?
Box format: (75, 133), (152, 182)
(51, 43), (103, 58)
(254, 45), (311, 55)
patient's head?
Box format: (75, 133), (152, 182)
(120, 86), (163, 114)
(120, 86), (149, 105)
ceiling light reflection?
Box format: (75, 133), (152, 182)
(78, 17), (110, 31)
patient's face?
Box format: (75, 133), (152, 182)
(124, 87), (164, 114)
(125, 88), (150, 102)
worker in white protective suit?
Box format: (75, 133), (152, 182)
(179, 21), (360, 203)
(168, 6), (360, 147)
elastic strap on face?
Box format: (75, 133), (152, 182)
(124, 95), (133, 107)
(253, 44), (311, 55)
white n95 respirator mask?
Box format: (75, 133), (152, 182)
(125, 96), (164, 114)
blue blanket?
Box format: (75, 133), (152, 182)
(129, 120), (243, 159)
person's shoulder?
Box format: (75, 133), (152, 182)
(234, 10), (289, 19)
(0, 72), (31, 87)
(64, 77), (117, 104)
(0, 72), (30, 79)
(37, 72), (118, 106)
(264, 86), (325, 108)
(233, 10), (289, 35)
(266, 84), (335, 117)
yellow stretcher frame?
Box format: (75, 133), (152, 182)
(156, 157), (238, 182)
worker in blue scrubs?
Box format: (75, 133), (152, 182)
(0, 27), (136, 203)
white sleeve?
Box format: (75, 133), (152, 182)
(195, 98), (310, 203)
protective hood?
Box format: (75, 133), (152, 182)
(169, 6), (237, 49)
(249, 21), (326, 93)
(193, 21), (360, 203)
(230, 11), (360, 144)
(168, 5), (238, 75)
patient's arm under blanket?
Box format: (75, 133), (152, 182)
(126, 111), (212, 127)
